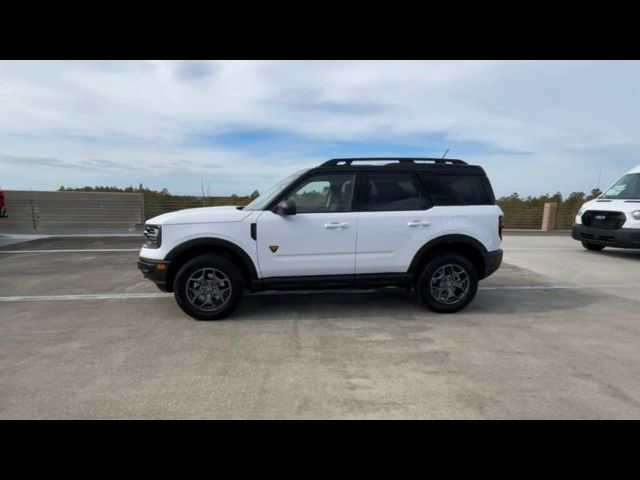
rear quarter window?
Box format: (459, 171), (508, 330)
(418, 173), (495, 206)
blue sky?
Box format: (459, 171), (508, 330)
(1, 60), (639, 197)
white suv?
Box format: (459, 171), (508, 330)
(572, 164), (640, 251)
(138, 158), (504, 320)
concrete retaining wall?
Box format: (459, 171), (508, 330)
(0, 191), (144, 233)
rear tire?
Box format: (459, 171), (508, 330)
(173, 254), (244, 320)
(417, 253), (478, 313)
(581, 242), (605, 251)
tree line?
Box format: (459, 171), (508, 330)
(59, 184), (260, 203)
(496, 188), (602, 213)
(60, 184), (602, 212)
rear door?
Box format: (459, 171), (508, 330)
(354, 172), (442, 274)
(256, 172), (358, 278)
(418, 172), (502, 252)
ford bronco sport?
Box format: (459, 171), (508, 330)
(138, 158), (504, 320)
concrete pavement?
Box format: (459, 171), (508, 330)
(1, 234), (639, 419)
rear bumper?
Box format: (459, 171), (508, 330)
(572, 224), (640, 249)
(482, 248), (503, 279)
(137, 257), (171, 292)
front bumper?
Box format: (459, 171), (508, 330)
(482, 248), (503, 279)
(137, 257), (171, 292)
(572, 224), (640, 249)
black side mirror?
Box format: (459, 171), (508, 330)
(275, 199), (296, 216)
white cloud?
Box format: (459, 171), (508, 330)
(1, 60), (639, 196)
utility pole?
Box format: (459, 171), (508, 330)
(201, 177), (211, 206)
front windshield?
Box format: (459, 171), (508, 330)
(243, 169), (309, 211)
(602, 173), (640, 200)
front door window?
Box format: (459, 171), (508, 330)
(284, 174), (355, 213)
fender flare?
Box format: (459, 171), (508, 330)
(165, 237), (258, 280)
(408, 234), (488, 273)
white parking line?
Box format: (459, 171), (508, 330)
(49, 234), (142, 237)
(505, 247), (579, 251)
(480, 284), (640, 290)
(0, 249), (139, 253)
(1, 283), (640, 303)
(0, 293), (170, 302)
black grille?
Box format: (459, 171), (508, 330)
(581, 210), (626, 230)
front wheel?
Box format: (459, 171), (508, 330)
(582, 242), (605, 251)
(173, 254), (244, 320)
(417, 253), (478, 313)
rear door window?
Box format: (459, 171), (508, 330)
(418, 173), (495, 206)
(359, 173), (429, 211)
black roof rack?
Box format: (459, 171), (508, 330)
(320, 157), (468, 167)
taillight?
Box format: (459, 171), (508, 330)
(498, 215), (504, 240)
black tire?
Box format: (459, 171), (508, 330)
(417, 253), (478, 313)
(581, 242), (605, 251)
(173, 254), (244, 320)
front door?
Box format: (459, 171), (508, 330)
(256, 173), (358, 278)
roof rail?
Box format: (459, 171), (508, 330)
(320, 157), (468, 167)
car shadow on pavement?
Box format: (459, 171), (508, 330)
(596, 249), (640, 260)
(234, 284), (597, 320)
(469, 287), (596, 315)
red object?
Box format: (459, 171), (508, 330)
(498, 215), (504, 240)
(0, 188), (6, 216)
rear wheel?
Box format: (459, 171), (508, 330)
(417, 253), (478, 313)
(173, 254), (244, 320)
(581, 242), (605, 251)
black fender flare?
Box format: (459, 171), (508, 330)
(408, 234), (488, 274)
(165, 237), (258, 280)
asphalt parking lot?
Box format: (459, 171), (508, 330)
(1, 233), (639, 419)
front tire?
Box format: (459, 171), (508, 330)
(173, 254), (244, 320)
(582, 242), (605, 251)
(417, 253), (478, 313)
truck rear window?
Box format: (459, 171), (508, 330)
(418, 173), (495, 206)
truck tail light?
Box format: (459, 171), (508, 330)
(499, 215), (504, 241)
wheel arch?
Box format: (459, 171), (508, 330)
(408, 234), (488, 280)
(164, 238), (258, 292)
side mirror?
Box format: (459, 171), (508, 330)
(275, 199), (296, 216)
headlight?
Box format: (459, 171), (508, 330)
(143, 224), (162, 248)
(632, 210), (640, 220)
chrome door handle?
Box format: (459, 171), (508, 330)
(407, 220), (431, 227)
(325, 222), (349, 229)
